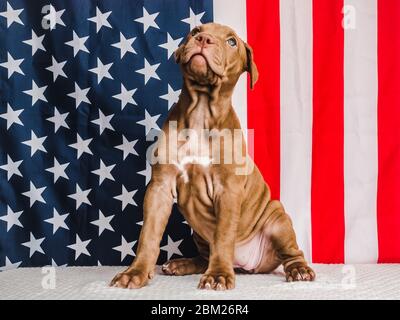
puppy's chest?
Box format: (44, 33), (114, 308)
(172, 130), (217, 184)
(168, 123), (223, 211)
(175, 156), (215, 206)
(175, 166), (218, 231)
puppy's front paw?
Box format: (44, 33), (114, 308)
(110, 268), (152, 289)
(198, 270), (235, 290)
(285, 263), (315, 282)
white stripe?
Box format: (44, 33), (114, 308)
(344, 0), (378, 263)
(279, 0), (313, 262)
(213, 0), (247, 130)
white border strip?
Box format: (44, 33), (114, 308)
(344, 0), (378, 263)
(279, 0), (313, 262)
(213, 0), (248, 130)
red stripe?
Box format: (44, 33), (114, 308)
(246, 0), (280, 200)
(311, 0), (345, 263)
(377, 0), (400, 263)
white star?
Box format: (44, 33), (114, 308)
(67, 235), (91, 260)
(91, 159), (115, 185)
(112, 84), (137, 110)
(51, 258), (67, 267)
(22, 181), (46, 207)
(0, 103), (23, 129)
(182, 220), (193, 235)
(46, 56), (67, 82)
(135, 58), (160, 85)
(0, 53), (24, 78)
(161, 236), (183, 260)
(90, 210), (114, 236)
(22, 30), (45, 55)
(65, 31), (89, 57)
(67, 82), (90, 108)
(0, 205), (23, 232)
(0, 257), (22, 271)
(22, 130), (47, 156)
(44, 208), (69, 234)
(91, 109), (114, 134)
(45, 158), (69, 183)
(114, 185), (137, 211)
(43, 6), (65, 30)
(69, 134), (93, 159)
(0, 2), (23, 28)
(22, 232), (45, 257)
(46, 107), (69, 133)
(0, 155), (22, 181)
(23, 80), (47, 106)
(115, 135), (138, 160)
(160, 84), (181, 110)
(113, 236), (136, 262)
(111, 32), (136, 58)
(134, 7), (159, 33)
(181, 8), (205, 30)
(137, 109), (161, 135)
(159, 33), (183, 59)
(89, 58), (113, 84)
(137, 161), (152, 185)
(68, 184), (91, 210)
(88, 7), (112, 33)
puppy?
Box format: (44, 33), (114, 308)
(111, 23), (315, 290)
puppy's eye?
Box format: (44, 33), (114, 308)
(191, 28), (200, 36)
(227, 37), (237, 47)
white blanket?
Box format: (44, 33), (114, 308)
(1, 264), (399, 300)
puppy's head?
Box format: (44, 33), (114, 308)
(175, 23), (258, 89)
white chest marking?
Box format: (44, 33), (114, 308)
(173, 156), (212, 183)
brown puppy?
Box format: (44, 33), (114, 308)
(111, 23), (315, 290)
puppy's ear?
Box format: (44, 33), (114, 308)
(245, 43), (259, 90)
(174, 44), (184, 64)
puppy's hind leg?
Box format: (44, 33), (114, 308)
(266, 200), (316, 282)
(162, 231), (209, 276)
(162, 256), (208, 276)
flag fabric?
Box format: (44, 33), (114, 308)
(1, 0), (400, 271)
(0, 0), (213, 270)
(248, 0), (400, 264)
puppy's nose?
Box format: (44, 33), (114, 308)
(195, 33), (215, 47)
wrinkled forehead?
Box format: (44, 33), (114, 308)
(195, 23), (239, 39)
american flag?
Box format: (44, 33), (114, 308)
(0, 0), (213, 270)
(1, 0), (400, 271)
(247, 0), (400, 264)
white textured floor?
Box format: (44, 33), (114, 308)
(0, 264), (399, 300)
